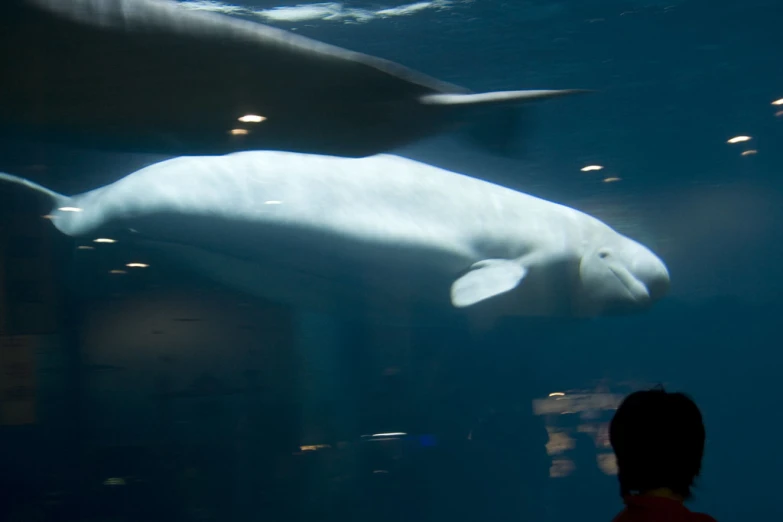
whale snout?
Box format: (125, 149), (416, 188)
(646, 266), (670, 302)
(631, 249), (670, 304)
(579, 238), (670, 317)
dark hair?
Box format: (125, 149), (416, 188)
(609, 387), (705, 499)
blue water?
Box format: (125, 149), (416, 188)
(0, 1), (781, 521)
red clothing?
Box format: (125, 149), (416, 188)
(612, 495), (717, 522)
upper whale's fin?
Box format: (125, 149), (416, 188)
(420, 89), (592, 158)
(450, 258), (529, 308)
(418, 89), (591, 107)
(0, 172), (78, 236)
(0, 172), (69, 208)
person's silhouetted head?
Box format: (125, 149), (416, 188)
(609, 387), (706, 500)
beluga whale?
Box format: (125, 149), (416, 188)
(0, 0), (587, 158)
(0, 152), (670, 320)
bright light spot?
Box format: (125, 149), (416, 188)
(77, 246), (94, 250)
(741, 150), (758, 156)
(229, 128), (249, 136)
(94, 238), (116, 243)
(581, 165), (604, 172)
(58, 206), (82, 212)
(772, 98), (783, 106)
(372, 432), (406, 437)
(300, 444), (331, 451)
(126, 263), (149, 268)
(549, 392), (566, 397)
(238, 114), (266, 123)
(727, 135), (751, 144)
(264, 200), (282, 205)
(603, 177), (622, 183)
(109, 269), (126, 275)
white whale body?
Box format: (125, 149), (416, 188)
(0, 151), (670, 318)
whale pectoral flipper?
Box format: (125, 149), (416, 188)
(418, 89), (591, 107)
(450, 259), (529, 308)
(419, 89), (591, 158)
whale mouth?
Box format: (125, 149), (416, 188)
(608, 265), (650, 303)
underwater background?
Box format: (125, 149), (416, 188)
(1, 0), (782, 521)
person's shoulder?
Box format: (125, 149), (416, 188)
(611, 507), (717, 522)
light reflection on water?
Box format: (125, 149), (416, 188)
(533, 382), (660, 478)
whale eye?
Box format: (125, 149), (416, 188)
(598, 249), (610, 259)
